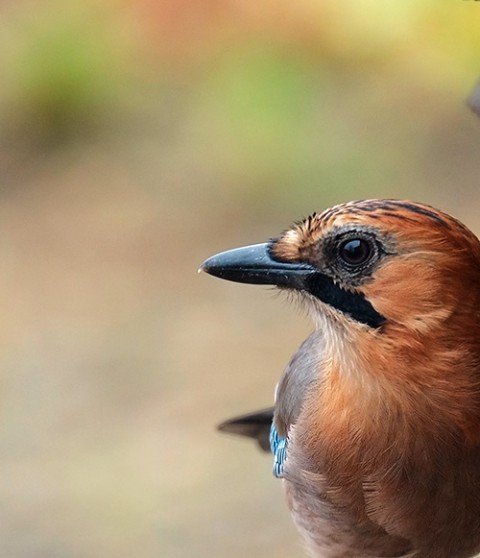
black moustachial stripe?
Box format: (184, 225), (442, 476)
(306, 273), (385, 328)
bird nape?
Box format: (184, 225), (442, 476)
(200, 199), (480, 558)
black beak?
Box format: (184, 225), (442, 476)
(200, 242), (386, 329)
(200, 243), (315, 290)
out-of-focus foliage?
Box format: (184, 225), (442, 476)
(1, 4), (129, 145)
(0, 1), (479, 557)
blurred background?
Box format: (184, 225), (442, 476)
(0, 0), (479, 556)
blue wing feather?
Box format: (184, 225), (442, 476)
(269, 423), (288, 478)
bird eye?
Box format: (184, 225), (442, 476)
(339, 238), (372, 266)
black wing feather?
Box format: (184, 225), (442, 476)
(218, 407), (274, 452)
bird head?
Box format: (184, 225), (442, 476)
(202, 199), (480, 339)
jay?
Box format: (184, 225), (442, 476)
(200, 199), (480, 558)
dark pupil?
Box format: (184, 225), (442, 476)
(339, 239), (371, 265)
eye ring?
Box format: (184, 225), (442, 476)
(338, 238), (373, 267)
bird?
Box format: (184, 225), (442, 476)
(200, 199), (480, 558)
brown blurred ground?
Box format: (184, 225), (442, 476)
(0, 1), (479, 557)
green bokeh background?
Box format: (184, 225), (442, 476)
(0, 1), (479, 556)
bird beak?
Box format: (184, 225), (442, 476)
(200, 243), (315, 290)
(201, 242), (386, 328)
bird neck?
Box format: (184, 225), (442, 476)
(318, 319), (480, 448)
